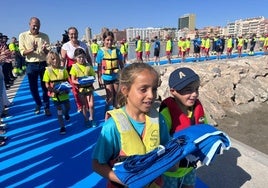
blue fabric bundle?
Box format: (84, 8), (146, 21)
(174, 124), (231, 165)
(54, 81), (72, 92)
(112, 124), (231, 187)
(78, 76), (95, 85)
(113, 135), (191, 187)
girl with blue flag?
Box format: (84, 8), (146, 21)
(92, 63), (170, 187)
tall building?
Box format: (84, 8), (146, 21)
(226, 16), (268, 37)
(126, 27), (162, 41)
(178, 14), (196, 31)
(85, 27), (92, 42)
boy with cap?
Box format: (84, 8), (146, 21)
(159, 67), (207, 188)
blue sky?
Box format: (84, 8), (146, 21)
(1, 0), (268, 43)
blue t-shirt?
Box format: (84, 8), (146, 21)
(216, 38), (222, 46)
(154, 40), (160, 49)
(96, 48), (123, 81)
(193, 38), (201, 47)
(92, 108), (170, 164)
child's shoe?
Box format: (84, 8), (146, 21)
(65, 114), (70, 121)
(60, 127), (66, 135)
(89, 120), (97, 128)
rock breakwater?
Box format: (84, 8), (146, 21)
(156, 55), (268, 125)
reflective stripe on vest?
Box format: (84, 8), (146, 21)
(108, 108), (160, 156)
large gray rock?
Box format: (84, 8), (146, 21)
(157, 56), (268, 126)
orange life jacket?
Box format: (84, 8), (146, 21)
(101, 47), (119, 74)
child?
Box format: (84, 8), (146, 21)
(135, 35), (143, 63)
(119, 38), (128, 65)
(144, 38), (151, 62)
(237, 36), (244, 58)
(159, 67), (207, 188)
(90, 39), (99, 67)
(96, 31), (124, 110)
(43, 51), (71, 134)
(92, 63), (170, 188)
(204, 36), (211, 61)
(153, 36), (160, 66)
(226, 35), (233, 59)
(165, 35), (173, 64)
(70, 48), (96, 127)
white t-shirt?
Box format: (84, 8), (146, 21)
(61, 40), (89, 59)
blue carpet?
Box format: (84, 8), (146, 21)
(1, 77), (107, 187)
(0, 77), (208, 188)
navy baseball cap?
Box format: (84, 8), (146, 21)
(169, 67), (199, 91)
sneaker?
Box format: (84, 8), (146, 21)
(0, 140), (5, 146)
(65, 114), (70, 121)
(35, 105), (41, 114)
(44, 108), (52, 116)
(90, 120), (97, 128)
(0, 136), (8, 141)
(60, 127), (66, 135)
(0, 122), (7, 129)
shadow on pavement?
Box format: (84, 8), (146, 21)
(197, 147), (251, 188)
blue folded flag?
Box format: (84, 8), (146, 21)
(112, 124), (231, 187)
(78, 76), (95, 85)
(113, 135), (191, 187)
(54, 81), (72, 92)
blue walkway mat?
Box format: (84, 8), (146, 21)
(1, 77), (107, 187)
(0, 77), (208, 187)
(147, 51), (265, 65)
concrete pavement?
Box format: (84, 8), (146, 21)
(197, 138), (268, 188)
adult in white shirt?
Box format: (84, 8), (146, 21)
(61, 27), (92, 112)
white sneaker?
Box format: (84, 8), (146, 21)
(0, 122), (7, 129)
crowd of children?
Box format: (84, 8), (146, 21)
(123, 33), (268, 64)
(3, 25), (254, 187)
